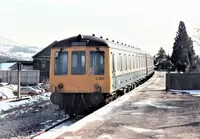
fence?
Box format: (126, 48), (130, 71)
(0, 70), (40, 84)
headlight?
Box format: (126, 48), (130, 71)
(94, 83), (100, 89)
(58, 83), (64, 89)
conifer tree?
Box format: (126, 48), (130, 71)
(188, 37), (198, 72)
(171, 21), (190, 72)
(155, 47), (166, 61)
(154, 47), (171, 70)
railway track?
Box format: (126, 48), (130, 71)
(29, 115), (85, 139)
(29, 116), (70, 139)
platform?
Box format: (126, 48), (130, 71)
(36, 72), (200, 139)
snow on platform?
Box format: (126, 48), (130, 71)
(170, 89), (200, 96)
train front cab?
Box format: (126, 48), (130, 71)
(49, 46), (111, 114)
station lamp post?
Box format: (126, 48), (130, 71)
(17, 62), (22, 98)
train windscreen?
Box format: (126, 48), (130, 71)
(71, 51), (86, 74)
(54, 51), (68, 75)
(90, 51), (104, 75)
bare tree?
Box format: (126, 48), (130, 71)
(192, 26), (200, 46)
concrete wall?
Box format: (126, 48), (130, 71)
(166, 72), (200, 90)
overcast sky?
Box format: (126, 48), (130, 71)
(0, 0), (200, 55)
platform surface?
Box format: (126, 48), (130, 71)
(38, 72), (200, 139)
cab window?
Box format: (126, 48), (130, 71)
(71, 51), (86, 75)
(54, 51), (68, 75)
(90, 51), (104, 75)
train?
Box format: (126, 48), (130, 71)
(49, 34), (154, 115)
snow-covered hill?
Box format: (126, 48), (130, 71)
(0, 37), (41, 61)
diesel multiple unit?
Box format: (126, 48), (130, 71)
(49, 34), (154, 115)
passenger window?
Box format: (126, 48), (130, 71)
(139, 56), (140, 68)
(54, 51), (68, 75)
(130, 55), (132, 70)
(132, 55), (135, 69)
(117, 54), (122, 71)
(90, 51), (104, 75)
(128, 55), (131, 70)
(139, 56), (141, 68)
(71, 51), (86, 75)
(123, 54), (127, 70)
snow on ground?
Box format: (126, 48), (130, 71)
(34, 118), (74, 139)
(0, 82), (9, 86)
(0, 84), (18, 96)
(133, 100), (179, 109)
(0, 87), (15, 98)
(123, 126), (164, 134)
(170, 90), (200, 96)
(0, 93), (51, 118)
(5, 84), (17, 91)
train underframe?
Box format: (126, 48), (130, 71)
(50, 73), (154, 116)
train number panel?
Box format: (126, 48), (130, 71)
(95, 77), (105, 80)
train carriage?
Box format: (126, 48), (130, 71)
(49, 34), (154, 115)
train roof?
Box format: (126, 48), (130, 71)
(52, 35), (108, 47)
(52, 34), (147, 54)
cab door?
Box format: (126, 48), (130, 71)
(111, 53), (117, 91)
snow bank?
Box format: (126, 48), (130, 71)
(0, 93), (51, 116)
(0, 87), (15, 98)
(0, 82), (9, 86)
(5, 84), (18, 91)
(32, 93), (51, 101)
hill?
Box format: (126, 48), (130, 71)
(0, 37), (41, 62)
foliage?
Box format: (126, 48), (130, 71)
(171, 21), (199, 72)
(154, 47), (172, 71)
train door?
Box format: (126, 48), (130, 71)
(111, 53), (116, 90)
